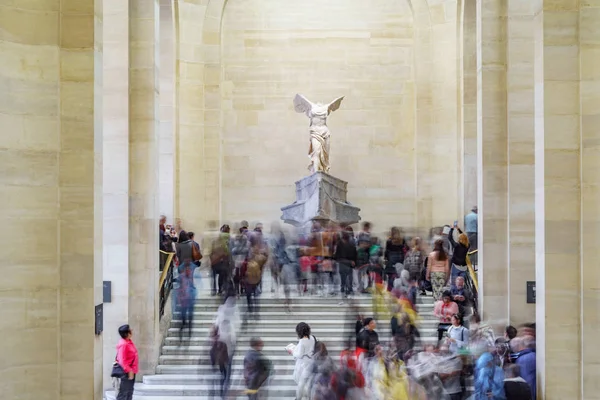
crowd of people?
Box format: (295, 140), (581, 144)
(144, 212), (538, 400)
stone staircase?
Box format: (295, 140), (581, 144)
(106, 285), (440, 400)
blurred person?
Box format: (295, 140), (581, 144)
(465, 205), (478, 250)
(446, 313), (469, 354)
(402, 237), (425, 288)
(505, 325), (518, 341)
(384, 227), (409, 292)
(437, 343), (463, 400)
(357, 317), (380, 358)
(365, 344), (392, 399)
(267, 222), (287, 296)
(282, 242), (300, 312)
(503, 364), (532, 400)
(427, 239), (450, 301)
(187, 231), (202, 267)
(299, 247), (313, 294)
(176, 234), (198, 339)
(357, 221), (372, 245)
(209, 325), (229, 398)
(474, 352), (506, 399)
(288, 322), (317, 400)
(450, 276), (472, 316)
(448, 222), (470, 284)
(510, 336), (536, 400)
(368, 236), (384, 287)
(116, 324), (139, 400)
(434, 290), (459, 341)
(469, 314), (496, 357)
(440, 225), (453, 257)
(335, 230), (358, 298)
(230, 225), (250, 295)
(302, 342), (336, 400)
(176, 230), (194, 265)
(243, 234), (268, 322)
(356, 232), (372, 293)
(209, 226), (231, 296)
(391, 307), (419, 361)
(333, 348), (366, 399)
(244, 337), (272, 400)
(517, 323), (536, 339)
(494, 338), (512, 368)
(310, 221), (336, 297)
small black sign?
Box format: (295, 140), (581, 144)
(526, 281), (536, 304)
(95, 304), (103, 335)
(103, 281), (112, 303)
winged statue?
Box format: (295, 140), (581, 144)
(293, 94), (345, 174)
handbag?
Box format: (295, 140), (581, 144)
(111, 356), (126, 378)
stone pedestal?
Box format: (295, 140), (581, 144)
(281, 172), (361, 227)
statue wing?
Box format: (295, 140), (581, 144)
(327, 96), (345, 113)
(293, 94), (313, 114)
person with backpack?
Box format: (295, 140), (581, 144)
(384, 227), (409, 291)
(244, 337), (272, 400)
(243, 234), (268, 321)
(209, 326), (230, 398)
(287, 322), (317, 400)
(403, 237), (425, 286)
(301, 342), (336, 400)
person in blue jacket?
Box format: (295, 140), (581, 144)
(474, 352), (506, 399)
(510, 336), (536, 400)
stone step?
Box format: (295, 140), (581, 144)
(156, 364), (296, 375)
(144, 373), (294, 386)
(119, 382), (298, 397)
(169, 312), (434, 327)
(158, 342), (441, 366)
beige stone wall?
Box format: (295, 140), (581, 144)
(580, 2), (600, 397)
(507, 0), (536, 325)
(220, 0), (416, 230)
(159, 0), (176, 221)
(477, 0), (509, 325)
(0, 0), (101, 399)
(129, 0), (161, 375)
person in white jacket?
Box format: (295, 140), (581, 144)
(287, 322), (316, 400)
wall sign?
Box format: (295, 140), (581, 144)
(103, 281), (112, 303)
(526, 281), (536, 304)
(95, 304), (103, 335)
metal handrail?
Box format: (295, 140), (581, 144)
(159, 250), (175, 288)
(159, 250), (176, 319)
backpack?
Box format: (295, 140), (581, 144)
(404, 250), (424, 275)
(192, 243), (202, 262)
(246, 260), (262, 285)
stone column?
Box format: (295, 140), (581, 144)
(159, 0), (175, 222)
(129, 0), (160, 375)
(580, 2), (600, 396)
(0, 2), (62, 399)
(174, 0), (208, 230)
(59, 0), (102, 398)
(101, 0), (130, 390)
(461, 0), (478, 217)
(506, 0), (536, 325)
(428, 2), (461, 225)
(476, 0), (509, 324)
(535, 0), (582, 397)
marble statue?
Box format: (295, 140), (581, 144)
(293, 94), (345, 174)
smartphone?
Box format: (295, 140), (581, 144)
(453, 220), (458, 227)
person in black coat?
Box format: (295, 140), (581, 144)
(334, 231), (358, 297)
(504, 364), (532, 400)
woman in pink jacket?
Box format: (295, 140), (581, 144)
(433, 291), (459, 341)
(116, 324), (139, 400)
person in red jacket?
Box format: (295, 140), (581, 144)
(116, 324), (139, 400)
